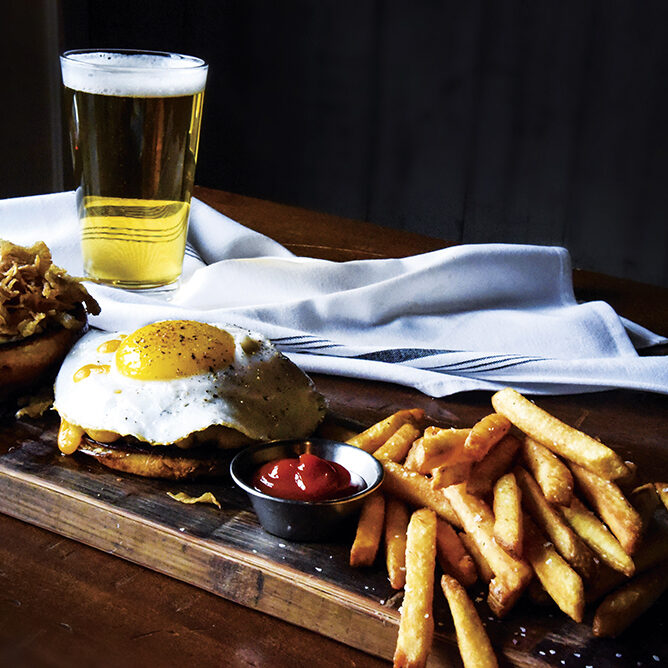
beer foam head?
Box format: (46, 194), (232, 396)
(61, 50), (207, 97)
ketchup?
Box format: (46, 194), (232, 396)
(252, 452), (364, 502)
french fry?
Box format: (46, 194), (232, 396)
(384, 496), (411, 589)
(523, 515), (585, 623)
(410, 427), (470, 473)
(464, 413), (511, 462)
(459, 531), (493, 584)
(586, 526), (668, 602)
(441, 574), (499, 668)
(436, 519), (477, 588)
(630, 483), (662, 530)
(382, 461), (461, 528)
(491, 388), (630, 480)
(617, 461), (638, 490)
(655, 482), (668, 511)
(443, 483), (532, 618)
(593, 563), (668, 638)
(570, 462), (642, 555)
(403, 439), (421, 471)
(344, 395), (667, 655)
(350, 492), (386, 567)
(393, 508), (437, 668)
(415, 416), (508, 477)
(373, 422), (422, 463)
(467, 434), (521, 498)
(521, 436), (573, 506)
(493, 472), (523, 557)
(347, 409), (424, 454)
(515, 466), (596, 579)
(560, 497), (635, 577)
(430, 461), (471, 490)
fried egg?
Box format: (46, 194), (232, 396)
(53, 320), (326, 453)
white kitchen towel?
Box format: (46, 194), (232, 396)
(1, 190), (666, 397)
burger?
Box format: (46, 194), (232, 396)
(0, 240), (99, 401)
(53, 319), (326, 479)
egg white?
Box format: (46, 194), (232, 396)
(53, 324), (325, 445)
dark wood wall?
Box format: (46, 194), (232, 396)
(7, 1), (668, 286)
(2, 1), (64, 197)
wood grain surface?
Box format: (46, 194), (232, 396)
(1, 188), (667, 668)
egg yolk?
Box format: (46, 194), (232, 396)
(58, 419), (84, 454)
(73, 363), (110, 382)
(114, 320), (235, 380)
(97, 337), (125, 353)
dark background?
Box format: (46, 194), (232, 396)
(3, 0), (668, 286)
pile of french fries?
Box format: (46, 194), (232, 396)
(345, 388), (668, 668)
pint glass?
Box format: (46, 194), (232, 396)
(60, 50), (208, 289)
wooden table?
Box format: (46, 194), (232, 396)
(1, 186), (666, 668)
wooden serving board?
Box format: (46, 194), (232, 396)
(1, 383), (667, 667)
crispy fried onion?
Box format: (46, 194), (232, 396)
(0, 240), (100, 342)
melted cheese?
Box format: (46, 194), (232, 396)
(96, 337), (124, 354)
(58, 419), (84, 454)
(86, 429), (120, 443)
(73, 363), (110, 382)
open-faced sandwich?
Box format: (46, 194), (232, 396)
(0, 240), (100, 400)
(53, 319), (326, 479)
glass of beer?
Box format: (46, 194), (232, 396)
(60, 49), (208, 289)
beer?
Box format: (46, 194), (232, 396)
(60, 50), (208, 289)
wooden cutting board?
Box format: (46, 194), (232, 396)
(0, 385), (667, 667)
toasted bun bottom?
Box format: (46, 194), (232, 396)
(0, 324), (84, 400)
(78, 436), (247, 480)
